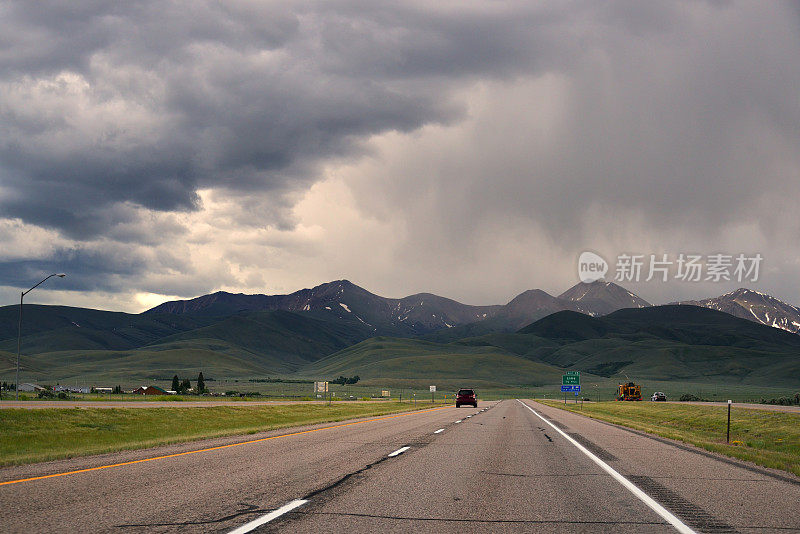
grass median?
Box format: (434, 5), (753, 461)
(538, 400), (800, 477)
(0, 401), (438, 466)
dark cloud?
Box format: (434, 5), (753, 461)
(348, 2), (800, 241)
(1, 1), (799, 309)
(0, 240), (185, 291)
(2, 0), (564, 239)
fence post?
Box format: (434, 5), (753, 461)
(727, 399), (732, 443)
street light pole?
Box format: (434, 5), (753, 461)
(16, 273), (66, 400)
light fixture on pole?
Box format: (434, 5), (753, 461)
(16, 273), (66, 400)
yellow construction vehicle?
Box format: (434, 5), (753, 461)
(616, 382), (642, 401)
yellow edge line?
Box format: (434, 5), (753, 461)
(0, 405), (450, 487)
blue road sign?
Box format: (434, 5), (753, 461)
(560, 385), (581, 392)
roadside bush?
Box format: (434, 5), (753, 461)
(57, 391), (69, 400)
(37, 390), (55, 399)
(330, 375), (360, 385)
(761, 394), (800, 406)
(679, 394), (709, 402)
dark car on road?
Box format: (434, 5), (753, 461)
(456, 388), (477, 408)
(651, 391), (667, 401)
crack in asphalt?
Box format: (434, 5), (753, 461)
(115, 503), (266, 528)
(483, 472), (607, 478)
(118, 405), (496, 531)
(287, 510), (668, 525)
(302, 452), (395, 501)
(267, 406), (494, 529)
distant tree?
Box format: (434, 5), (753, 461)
(347, 375), (360, 384)
(180, 378), (191, 394)
(113, 385), (122, 394)
(172, 375), (180, 392)
(197, 372), (206, 394)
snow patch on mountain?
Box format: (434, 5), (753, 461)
(677, 288), (800, 335)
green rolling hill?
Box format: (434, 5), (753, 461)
(155, 310), (373, 361)
(462, 306), (800, 387)
(2, 299), (799, 389)
(1, 308), (376, 383)
(19, 346), (274, 384)
(0, 305), (217, 354)
(300, 337), (571, 386)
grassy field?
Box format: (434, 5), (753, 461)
(4, 377), (796, 405)
(0, 401), (438, 466)
(300, 337), (569, 385)
(539, 400), (800, 477)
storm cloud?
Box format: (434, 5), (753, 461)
(0, 0), (559, 236)
(1, 1), (799, 310)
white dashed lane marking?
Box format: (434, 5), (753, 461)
(388, 446), (411, 457)
(227, 499), (308, 534)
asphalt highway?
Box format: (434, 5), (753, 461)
(1, 400), (798, 533)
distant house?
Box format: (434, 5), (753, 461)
(131, 386), (168, 395)
(18, 383), (46, 392)
(94, 387), (113, 394)
(53, 385), (91, 394)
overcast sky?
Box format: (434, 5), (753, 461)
(1, 0), (799, 312)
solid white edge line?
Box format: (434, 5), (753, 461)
(388, 446), (411, 457)
(434, 428), (445, 434)
(227, 499), (308, 534)
(516, 400), (697, 534)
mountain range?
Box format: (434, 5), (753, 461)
(2, 279), (799, 387)
(146, 279), (652, 336)
(675, 288), (800, 335)
(147, 279), (800, 336)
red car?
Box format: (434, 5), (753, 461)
(456, 388), (477, 408)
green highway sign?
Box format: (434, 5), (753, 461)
(561, 371), (581, 386)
